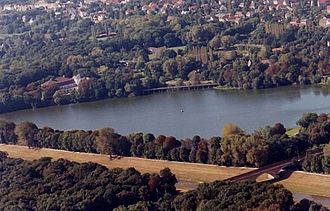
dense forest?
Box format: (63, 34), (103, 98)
(0, 152), (328, 211)
(0, 0), (329, 113)
(1, 112), (329, 173)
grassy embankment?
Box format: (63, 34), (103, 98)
(0, 144), (329, 197)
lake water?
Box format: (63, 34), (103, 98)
(2, 85), (330, 138)
(2, 85), (330, 206)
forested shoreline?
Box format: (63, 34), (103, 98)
(0, 152), (328, 211)
(0, 0), (329, 114)
(1, 112), (329, 174)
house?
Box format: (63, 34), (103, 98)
(222, 12), (244, 24)
(272, 47), (284, 52)
(92, 11), (107, 23)
(246, 11), (254, 17)
(125, 8), (135, 16)
(219, 4), (227, 11)
(261, 59), (271, 65)
(290, 0), (300, 7)
(41, 75), (86, 99)
(289, 18), (308, 27)
(318, 0), (329, 7)
(41, 76), (78, 91)
(148, 46), (167, 58)
(319, 17), (330, 27)
(188, 5), (198, 11)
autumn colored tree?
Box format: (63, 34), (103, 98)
(188, 70), (202, 85)
(14, 121), (39, 148)
(95, 127), (117, 155)
(222, 123), (244, 137)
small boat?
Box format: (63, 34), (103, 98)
(180, 109), (184, 112)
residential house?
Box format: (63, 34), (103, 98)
(41, 75), (84, 98)
(318, 0), (330, 7)
(219, 4), (227, 12)
(289, 18), (308, 27)
(125, 8), (135, 16)
(92, 11), (107, 23)
(41, 76), (78, 91)
(272, 47), (284, 53)
(319, 17), (330, 27)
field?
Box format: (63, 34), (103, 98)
(286, 127), (300, 137)
(1, 144), (330, 197)
(277, 172), (330, 197)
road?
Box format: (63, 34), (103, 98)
(225, 150), (324, 183)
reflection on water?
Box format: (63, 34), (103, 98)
(1, 85), (330, 138)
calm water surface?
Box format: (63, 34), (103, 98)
(2, 85), (330, 205)
(2, 85), (330, 138)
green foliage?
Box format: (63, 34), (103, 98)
(297, 113), (319, 128)
(302, 144), (330, 174)
(0, 155), (327, 210)
(174, 181), (294, 211)
(0, 156), (177, 210)
(0, 2), (328, 114)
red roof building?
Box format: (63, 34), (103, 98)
(41, 76), (77, 90)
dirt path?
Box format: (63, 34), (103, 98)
(1, 144), (330, 197)
(0, 144), (253, 182)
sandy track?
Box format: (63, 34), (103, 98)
(1, 144), (330, 197)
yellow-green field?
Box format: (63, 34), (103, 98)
(286, 127), (300, 137)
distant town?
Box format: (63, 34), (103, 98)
(1, 0), (330, 27)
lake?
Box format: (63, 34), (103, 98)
(2, 85), (330, 206)
(1, 85), (330, 138)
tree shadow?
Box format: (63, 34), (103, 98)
(267, 170), (295, 184)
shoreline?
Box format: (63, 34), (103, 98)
(1, 83), (327, 116)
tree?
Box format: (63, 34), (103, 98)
(164, 33), (181, 47)
(270, 123), (286, 136)
(208, 35), (221, 49)
(222, 123), (244, 137)
(323, 144), (330, 174)
(188, 70), (202, 85)
(296, 113), (318, 128)
(221, 35), (233, 49)
(0, 150), (8, 159)
(95, 127), (116, 155)
(162, 59), (178, 78)
(172, 192), (197, 211)
(14, 121), (39, 148)
(0, 119), (17, 144)
(196, 139), (209, 163)
(159, 168), (177, 195)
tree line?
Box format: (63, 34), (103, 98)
(0, 153), (328, 211)
(1, 112), (329, 172)
(0, 2), (329, 114)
